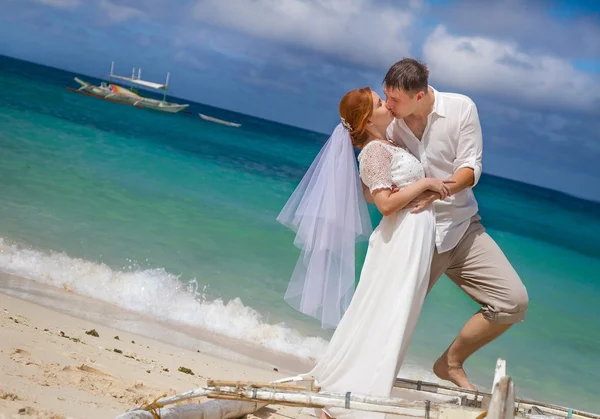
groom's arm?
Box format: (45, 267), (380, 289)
(408, 101), (483, 213)
(446, 168), (475, 195)
(448, 101), (482, 194)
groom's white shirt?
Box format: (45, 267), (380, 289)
(387, 86), (483, 254)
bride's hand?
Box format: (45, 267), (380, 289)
(425, 178), (455, 201)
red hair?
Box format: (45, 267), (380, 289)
(339, 87), (373, 148)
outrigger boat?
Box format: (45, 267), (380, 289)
(115, 359), (600, 419)
(68, 62), (189, 114)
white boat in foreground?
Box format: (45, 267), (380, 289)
(115, 359), (600, 419)
(199, 113), (242, 127)
(68, 62), (189, 114)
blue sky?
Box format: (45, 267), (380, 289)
(1, 0), (599, 201)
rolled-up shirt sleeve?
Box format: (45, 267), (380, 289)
(454, 101), (483, 186)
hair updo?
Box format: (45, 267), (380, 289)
(338, 87), (373, 149)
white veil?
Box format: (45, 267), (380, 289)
(277, 123), (373, 329)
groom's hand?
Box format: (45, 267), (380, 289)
(408, 191), (440, 214)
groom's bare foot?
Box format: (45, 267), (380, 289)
(433, 355), (477, 391)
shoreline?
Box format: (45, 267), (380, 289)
(0, 272), (318, 374)
(0, 274), (316, 418)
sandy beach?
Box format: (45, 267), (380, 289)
(0, 274), (316, 419)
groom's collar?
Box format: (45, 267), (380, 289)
(430, 86), (446, 118)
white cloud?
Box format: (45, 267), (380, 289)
(422, 25), (600, 111)
(99, 0), (145, 23)
(426, 1), (600, 61)
(33, 0), (80, 8)
(191, 0), (416, 69)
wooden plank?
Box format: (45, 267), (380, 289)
(394, 378), (485, 407)
(487, 376), (515, 419)
(204, 385), (483, 419)
(492, 359), (507, 391)
(482, 358), (507, 410)
(208, 379), (320, 392)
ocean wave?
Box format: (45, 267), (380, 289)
(0, 237), (438, 381)
(0, 237), (328, 360)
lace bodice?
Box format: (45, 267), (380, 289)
(390, 146), (425, 189)
(358, 141), (425, 192)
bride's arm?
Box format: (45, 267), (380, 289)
(360, 144), (454, 216)
(362, 181), (375, 204)
(371, 181), (429, 216)
(371, 178), (453, 216)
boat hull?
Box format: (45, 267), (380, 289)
(199, 113), (241, 127)
(69, 78), (189, 114)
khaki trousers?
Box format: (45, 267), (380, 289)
(429, 218), (529, 324)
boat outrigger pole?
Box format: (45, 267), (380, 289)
(163, 72), (170, 102)
(109, 61), (114, 83)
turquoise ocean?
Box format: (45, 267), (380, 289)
(1, 55), (599, 412)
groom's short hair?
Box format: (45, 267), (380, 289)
(383, 58), (429, 96)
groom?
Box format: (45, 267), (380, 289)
(370, 58), (529, 390)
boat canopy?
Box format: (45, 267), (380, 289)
(110, 75), (166, 90)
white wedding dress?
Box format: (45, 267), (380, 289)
(306, 141), (436, 419)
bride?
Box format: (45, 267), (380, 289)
(278, 87), (454, 419)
